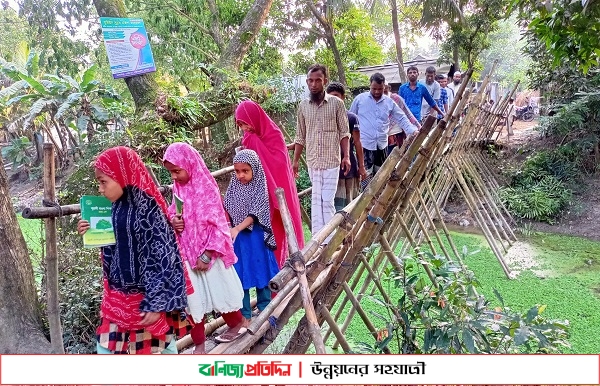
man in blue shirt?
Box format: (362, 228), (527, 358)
(349, 72), (417, 176)
(399, 66), (443, 122)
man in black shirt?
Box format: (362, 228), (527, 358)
(326, 82), (367, 211)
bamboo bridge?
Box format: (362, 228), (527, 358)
(23, 64), (520, 355)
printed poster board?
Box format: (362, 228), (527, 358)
(100, 17), (156, 79)
(80, 195), (116, 248)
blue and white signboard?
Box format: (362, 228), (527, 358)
(100, 17), (157, 79)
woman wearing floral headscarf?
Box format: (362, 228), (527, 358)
(163, 142), (246, 354)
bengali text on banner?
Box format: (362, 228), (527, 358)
(0, 354), (599, 385)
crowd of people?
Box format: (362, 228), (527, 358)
(77, 62), (463, 354)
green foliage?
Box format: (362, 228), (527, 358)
(439, 0), (506, 68)
(511, 0), (600, 74)
(479, 15), (532, 88)
(500, 91), (600, 223)
(355, 247), (569, 354)
(539, 90), (600, 142)
(315, 6), (384, 81)
(18, 0), (95, 75)
(500, 176), (572, 223)
(1, 56), (125, 146)
(457, 232), (600, 353)
(58, 130), (125, 204)
(1, 136), (32, 170)
(241, 28), (284, 81)
(0, 8), (30, 64)
(499, 148), (579, 222)
(51, 221), (102, 354)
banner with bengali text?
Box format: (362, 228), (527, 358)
(0, 354), (598, 384)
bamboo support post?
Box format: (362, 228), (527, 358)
(275, 187), (326, 354)
(320, 305), (352, 353)
(424, 178), (462, 263)
(460, 168), (509, 253)
(330, 250), (387, 350)
(408, 200), (440, 257)
(43, 143), (64, 354)
(462, 160), (515, 245)
(397, 215), (438, 287)
(414, 188), (453, 261)
(448, 160), (512, 278)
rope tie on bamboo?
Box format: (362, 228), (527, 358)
(367, 214), (383, 224)
(418, 148), (431, 160)
(287, 251), (306, 274)
(42, 199), (63, 217)
(336, 210), (356, 231)
(260, 315), (282, 345)
(389, 169), (401, 181)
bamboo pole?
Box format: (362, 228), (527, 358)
(23, 165), (236, 219)
(283, 131), (437, 354)
(269, 141), (409, 292)
(330, 250), (387, 349)
(43, 143), (64, 354)
(408, 200), (440, 257)
(340, 281), (382, 345)
(414, 187), (452, 260)
(462, 160), (514, 246)
(424, 178), (462, 262)
(448, 160), (512, 278)
(320, 305), (352, 353)
(275, 187), (326, 354)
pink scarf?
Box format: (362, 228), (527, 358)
(235, 100), (305, 266)
(163, 143), (237, 268)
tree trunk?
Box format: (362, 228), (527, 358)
(92, 0), (159, 113)
(453, 46), (460, 72)
(326, 28), (347, 85)
(390, 0), (407, 84)
(0, 154), (53, 353)
(305, 1), (347, 85)
(215, 0), (275, 73)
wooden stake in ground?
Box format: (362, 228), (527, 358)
(43, 143), (64, 353)
(275, 187), (326, 354)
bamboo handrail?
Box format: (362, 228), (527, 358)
(275, 187), (326, 354)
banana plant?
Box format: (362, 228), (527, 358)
(1, 52), (123, 166)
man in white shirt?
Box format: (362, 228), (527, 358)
(420, 66), (441, 122)
(448, 71), (462, 94)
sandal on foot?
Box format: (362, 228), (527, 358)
(214, 327), (247, 343)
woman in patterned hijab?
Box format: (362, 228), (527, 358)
(224, 149), (279, 323)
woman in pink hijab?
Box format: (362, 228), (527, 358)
(235, 100), (305, 268)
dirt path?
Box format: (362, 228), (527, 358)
(443, 118), (600, 242)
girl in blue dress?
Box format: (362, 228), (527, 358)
(224, 149), (280, 324)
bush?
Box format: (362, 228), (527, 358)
(356, 247), (570, 354)
(38, 219), (102, 354)
(499, 176), (572, 223)
(500, 149), (577, 222)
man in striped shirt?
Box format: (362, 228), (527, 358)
(293, 64), (351, 237)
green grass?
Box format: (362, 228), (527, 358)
(17, 214), (44, 281)
(451, 231), (600, 353)
(327, 231), (600, 354)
